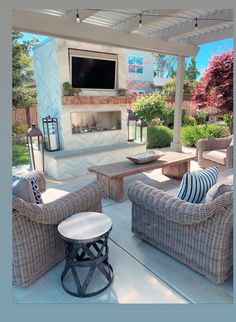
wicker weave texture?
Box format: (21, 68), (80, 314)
(197, 135), (233, 171)
(127, 181), (233, 284)
(12, 172), (105, 287)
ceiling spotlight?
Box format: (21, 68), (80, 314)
(139, 14), (142, 28)
(76, 9), (80, 23)
(195, 18), (199, 31)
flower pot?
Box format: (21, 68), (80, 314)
(63, 89), (71, 96)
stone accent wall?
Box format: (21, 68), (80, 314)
(33, 38), (63, 144)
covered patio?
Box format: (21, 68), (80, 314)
(12, 9), (233, 304)
(13, 9), (233, 153)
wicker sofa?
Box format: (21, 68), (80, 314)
(127, 170), (233, 284)
(12, 170), (105, 287)
(197, 135), (233, 172)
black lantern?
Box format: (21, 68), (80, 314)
(27, 123), (44, 171)
(136, 117), (148, 143)
(127, 110), (137, 142)
(42, 116), (60, 152)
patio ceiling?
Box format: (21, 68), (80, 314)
(12, 9), (233, 57)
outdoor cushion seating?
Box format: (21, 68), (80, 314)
(127, 169), (233, 284)
(12, 170), (105, 287)
(197, 135), (233, 172)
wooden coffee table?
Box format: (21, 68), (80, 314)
(88, 151), (195, 202)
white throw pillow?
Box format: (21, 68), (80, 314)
(205, 183), (233, 203)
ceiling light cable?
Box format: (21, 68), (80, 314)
(76, 9), (80, 23)
(85, 9), (233, 23)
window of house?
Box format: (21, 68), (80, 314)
(128, 56), (144, 74)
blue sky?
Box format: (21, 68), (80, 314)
(21, 32), (233, 77)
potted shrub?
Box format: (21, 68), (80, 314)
(72, 87), (81, 96)
(63, 82), (72, 96)
(117, 88), (127, 96)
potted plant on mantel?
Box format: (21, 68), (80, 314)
(63, 82), (72, 96)
(117, 88), (127, 96)
(72, 87), (81, 96)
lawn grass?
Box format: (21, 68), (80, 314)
(12, 144), (29, 166)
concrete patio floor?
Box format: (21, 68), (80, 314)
(12, 147), (233, 304)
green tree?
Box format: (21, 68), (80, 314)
(12, 32), (38, 87)
(185, 57), (200, 82)
(12, 32), (39, 108)
(161, 56), (200, 82)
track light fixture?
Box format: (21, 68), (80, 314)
(195, 18), (199, 31)
(139, 14), (142, 28)
(76, 9), (80, 23)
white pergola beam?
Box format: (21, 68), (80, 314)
(151, 10), (233, 39)
(12, 10), (199, 56)
(113, 9), (180, 32)
(182, 27), (233, 45)
(113, 13), (160, 32)
(26, 9), (100, 21)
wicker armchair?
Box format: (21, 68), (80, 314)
(127, 181), (233, 284)
(12, 170), (105, 287)
(197, 135), (233, 172)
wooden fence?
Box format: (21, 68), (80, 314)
(165, 99), (218, 116)
(12, 105), (38, 128)
(12, 101), (218, 128)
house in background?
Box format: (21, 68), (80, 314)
(126, 49), (172, 94)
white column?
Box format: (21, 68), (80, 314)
(170, 55), (185, 152)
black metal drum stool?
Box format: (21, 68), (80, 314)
(58, 212), (113, 297)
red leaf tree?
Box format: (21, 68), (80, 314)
(192, 50), (233, 114)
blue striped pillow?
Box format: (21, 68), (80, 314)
(176, 166), (219, 204)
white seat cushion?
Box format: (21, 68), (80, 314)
(202, 149), (227, 165)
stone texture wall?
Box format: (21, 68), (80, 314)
(33, 38), (63, 145)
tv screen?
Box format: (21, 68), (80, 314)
(71, 56), (116, 89)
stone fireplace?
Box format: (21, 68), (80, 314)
(71, 111), (121, 134)
(33, 38), (146, 180)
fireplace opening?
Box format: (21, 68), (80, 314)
(71, 111), (121, 134)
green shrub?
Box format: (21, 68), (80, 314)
(206, 124), (229, 138)
(194, 111), (209, 124)
(12, 124), (28, 135)
(133, 92), (166, 123)
(158, 107), (187, 128)
(181, 124), (229, 147)
(183, 115), (197, 126)
(161, 107), (175, 128)
(147, 125), (173, 149)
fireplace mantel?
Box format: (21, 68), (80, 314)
(62, 96), (133, 105)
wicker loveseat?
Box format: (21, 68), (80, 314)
(12, 170), (105, 287)
(127, 172), (233, 284)
(197, 135), (233, 172)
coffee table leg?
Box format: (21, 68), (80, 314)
(162, 161), (190, 179)
(97, 174), (124, 202)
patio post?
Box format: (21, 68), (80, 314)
(170, 54), (185, 152)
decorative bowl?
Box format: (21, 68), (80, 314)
(126, 151), (165, 164)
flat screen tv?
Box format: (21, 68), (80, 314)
(71, 56), (117, 90)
